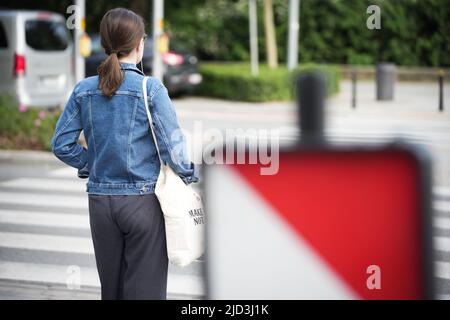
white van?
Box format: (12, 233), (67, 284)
(0, 10), (73, 108)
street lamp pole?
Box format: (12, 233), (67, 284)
(249, 0), (259, 76)
(287, 0), (300, 71)
(74, 0), (86, 82)
(152, 0), (164, 80)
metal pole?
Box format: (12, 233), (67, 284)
(297, 72), (326, 145)
(439, 70), (444, 112)
(249, 0), (259, 76)
(287, 0), (300, 71)
(263, 0), (278, 69)
(74, 0), (85, 83)
(352, 69), (357, 109)
(152, 0), (164, 80)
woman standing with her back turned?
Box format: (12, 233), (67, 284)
(50, 8), (198, 300)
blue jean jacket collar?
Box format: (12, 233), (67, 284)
(119, 62), (144, 76)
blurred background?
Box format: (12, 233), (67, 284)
(0, 0), (449, 299)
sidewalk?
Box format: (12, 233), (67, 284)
(328, 80), (450, 117)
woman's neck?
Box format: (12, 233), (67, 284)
(118, 53), (138, 64)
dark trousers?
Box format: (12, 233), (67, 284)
(88, 193), (168, 300)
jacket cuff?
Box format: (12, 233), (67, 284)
(77, 161), (89, 179)
(181, 162), (199, 185)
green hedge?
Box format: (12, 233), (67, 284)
(194, 62), (340, 102)
(0, 95), (61, 151)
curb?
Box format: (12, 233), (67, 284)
(0, 149), (60, 165)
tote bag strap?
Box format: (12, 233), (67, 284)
(142, 76), (163, 165)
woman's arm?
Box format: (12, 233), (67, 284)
(50, 86), (88, 173)
(149, 79), (199, 184)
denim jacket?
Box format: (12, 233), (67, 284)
(51, 62), (198, 195)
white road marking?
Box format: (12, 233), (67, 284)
(0, 261), (205, 297)
(0, 192), (87, 210)
(0, 232), (94, 254)
(434, 237), (450, 252)
(435, 261), (450, 280)
(48, 167), (79, 178)
(0, 178), (86, 193)
(0, 209), (89, 229)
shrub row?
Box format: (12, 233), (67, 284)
(194, 62), (340, 102)
(0, 95), (61, 151)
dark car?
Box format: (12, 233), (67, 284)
(85, 34), (202, 95)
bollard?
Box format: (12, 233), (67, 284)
(296, 72), (326, 145)
(351, 69), (357, 109)
(439, 70), (444, 112)
(376, 63), (396, 101)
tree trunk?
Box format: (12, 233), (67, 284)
(263, 0), (278, 69)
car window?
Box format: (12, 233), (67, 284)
(25, 19), (69, 51)
(0, 21), (7, 48)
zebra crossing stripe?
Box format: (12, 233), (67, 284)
(434, 217), (450, 230)
(47, 167), (79, 178)
(0, 261), (100, 288)
(435, 237), (450, 252)
(434, 201), (450, 213)
(0, 209), (89, 229)
(0, 178), (86, 193)
(435, 262), (450, 280)
(0, 232), (94, 254)
(0, 261), (205, 297)
(434, 187), (450, 198)
(0, 192), (87, 210)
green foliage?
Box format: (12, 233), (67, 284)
(165, 0), (252, 61)
(0, 95), (61, 151)
(164, 0), (450, 67)
(0, 0), (447, 66)
(195, 62), (340, 102)
(297, 0), (449, 67)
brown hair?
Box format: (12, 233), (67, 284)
(97, 8), (145, 98)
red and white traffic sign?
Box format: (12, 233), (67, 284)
(204, 146), (433, 299)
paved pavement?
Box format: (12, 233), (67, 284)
(0, 80), (449, 299)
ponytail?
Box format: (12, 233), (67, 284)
(98, 51), (124, 98)
(97, 8), (145, 98)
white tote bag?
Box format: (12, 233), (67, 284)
(142, 76), (205, 267)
